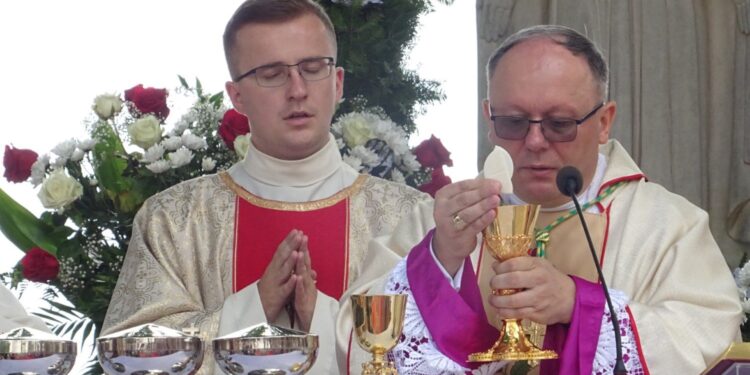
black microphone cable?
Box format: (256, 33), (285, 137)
(556, 166), (627, 375)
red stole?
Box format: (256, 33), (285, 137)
(223, 175), (359, 300)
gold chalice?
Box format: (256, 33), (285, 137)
(351, 294), (407, 375)
(468, 204), (558, 362)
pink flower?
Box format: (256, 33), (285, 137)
(218, 109), (250, 150)
(21, 248), (59, 282)
(418, 167), (452, 198)
(3, 145), (38, 183)
(124, 84), (170, 119)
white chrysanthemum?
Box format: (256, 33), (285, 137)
(350, 145), (379, 166)
(142, 144), (165, 164)
(146, 160), (170, 174)
(30, 154), (50, 187)
(401, 152), (421, 172)
(331, 121), (342, 134)
(738, 263), (750, 286)
(51, 156), (67, 168)
(390, 168), (406, 184)
(335, 137), (345, 150)
(342, 155), (363, 171)
(70, 149), (85, 162)
(78, 138), (96, 151)
(52, 139), (77, 159)
(162, 136), (182, 151)
(742, 298), (750, 315)
(168, 147), (193, 168)
(181, 132), (207, 150)
(202, 157), (216, 172)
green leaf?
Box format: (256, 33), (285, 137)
(178, 75), (189, 90)
(0, 188), (65, 254)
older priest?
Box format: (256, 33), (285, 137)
(101, 1), (432, 374)
(376, 25), (743, 374)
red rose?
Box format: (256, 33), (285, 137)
(218, 109), (250, 150)
(418, 167), (452, 198)
(3, 145), (38, 183)
(20, 248), (59, 282)
(413, 135), (453, 169)
(124, 84), (170, 119)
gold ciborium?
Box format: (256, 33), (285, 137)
(468, 204), (558, 362)
(351, 294), (407, 375)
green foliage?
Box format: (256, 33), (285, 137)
(320, 0), (446, 134)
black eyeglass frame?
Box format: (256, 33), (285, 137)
(490, 102), (606, 142)
(233, 56), (336, 87)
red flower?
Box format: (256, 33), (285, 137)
(3, 145), (38, 183)
(20, 248), (59, 282)
(124, 84), (170, 119)
(218, 109), (250, 150)
(418, 167), (452, 198)
(413, 135), (453, 169)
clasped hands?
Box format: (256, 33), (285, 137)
(432, 178), (575, 325)
(258, 229), (317, 332)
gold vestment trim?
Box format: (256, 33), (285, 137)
(219, 172), (368, 211)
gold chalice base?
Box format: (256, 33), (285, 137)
(468, 319), (557, 362)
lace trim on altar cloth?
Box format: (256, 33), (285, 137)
(384, 259), (506, 375)
(593, 289), (645, 375)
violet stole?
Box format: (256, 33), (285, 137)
(406, 230), (497, 368)
(541, 276), (606, 374)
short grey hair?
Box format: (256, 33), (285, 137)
(486, 25), (609, 100)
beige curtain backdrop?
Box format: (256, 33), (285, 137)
(476, 0), (750, 266)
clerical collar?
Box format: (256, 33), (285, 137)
(503, 153), (608, 213)
(240, 134), (342, 187)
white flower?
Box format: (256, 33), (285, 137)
(51, 156), (67, 169)
(51, 139), (77, 160)
(350, 145), (379, 166)
(168, 147), (193, 168)
(202, 157), (216, 172)
(162, 136), (182, 151)
(342, 155), (363, 171)
(70, 149), (85, 162)
(335, 137), (345, 150)
(234, 134), (251, 159)
(339, 112), (375, 147)
(146, 160), (170, 174)
(37, 170), (83, 211)
(78, 138), (96, 151)
(29, 154), (49, 187)
(89, 178), (98, 186)
(128, 115), (162, 149)
(401, 152), (421, 172)
(390, 168), (405, 184)
(92, 94), (123, 120)
(181, 132), (207, 150)
(142, 144), (165, 164)
(738, 262), (750, 286)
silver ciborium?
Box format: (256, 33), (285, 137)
(96, 323), (204, 375)
(0, 326), (77, 375)
(213, 323), (318, 375)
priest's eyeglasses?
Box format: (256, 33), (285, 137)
(234, 57), (335, 87)
(490, 102), (605, 142)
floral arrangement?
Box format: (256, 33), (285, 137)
(0, 78), (243, 331)
(0, 78), (453, 338)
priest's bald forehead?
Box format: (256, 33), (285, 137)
(486, 25), (609, 100)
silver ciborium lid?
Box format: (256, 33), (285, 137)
(213, 323), (318, 375)
(96, 323), (204, 375)
(0, 326), (77, 375)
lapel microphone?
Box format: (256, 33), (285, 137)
(556, 166), (627, 375)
